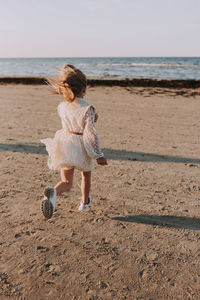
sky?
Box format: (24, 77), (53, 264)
(0, 0), (200, 57)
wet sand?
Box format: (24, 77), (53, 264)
(0, 84), (200, 299)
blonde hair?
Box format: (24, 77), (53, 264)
(47, 64), (87, 102)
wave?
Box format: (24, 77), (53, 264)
(97, 63), (197, 67)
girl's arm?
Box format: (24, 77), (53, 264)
(83, 106), (106, 162)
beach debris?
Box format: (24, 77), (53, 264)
(98, 281), (108, 289)
(46, 280), (55, 284)
(36, 245), (50, 252)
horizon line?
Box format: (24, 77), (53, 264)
(0, 56), (200, 59)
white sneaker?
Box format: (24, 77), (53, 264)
(41, 187), (57, 219)
(78, 194), (91, 213)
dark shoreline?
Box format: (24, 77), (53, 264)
(0, 76), (200, 89)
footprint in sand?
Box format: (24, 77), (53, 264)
(14, 231), (31, 238)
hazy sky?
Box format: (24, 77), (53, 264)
(1, 0), (199, 57)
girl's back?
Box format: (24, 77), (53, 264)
(58, 98), (94, 133)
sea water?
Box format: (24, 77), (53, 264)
(0, 57), (199, 80)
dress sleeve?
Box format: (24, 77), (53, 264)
(83, 106), (104, 159)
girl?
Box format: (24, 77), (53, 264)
(41, 64), (107, 218)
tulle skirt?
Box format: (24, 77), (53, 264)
(41, 129), (94, 172)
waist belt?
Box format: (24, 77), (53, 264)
(67, 131), (83, 135)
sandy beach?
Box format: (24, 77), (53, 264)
(0, 84), (200, 299)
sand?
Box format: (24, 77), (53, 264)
(0, 84), (200, 300)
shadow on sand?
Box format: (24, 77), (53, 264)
(112, 215), (200, 230)
(0, 142), (47, 154)
(0, 142), (200, 164)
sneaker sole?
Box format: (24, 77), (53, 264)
(41, 187), (54, 219)
(41, 199), (53, 219)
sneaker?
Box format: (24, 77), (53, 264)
(41, 187), (57, 219)
(78, 194), (91, 212)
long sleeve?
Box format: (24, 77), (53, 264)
(83, 106), (104, 159)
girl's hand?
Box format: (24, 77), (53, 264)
(97, 157), (108, 165)
(94, 113), (98, 122)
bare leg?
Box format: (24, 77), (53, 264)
(81, 171), (91, 204)
(54, 168), (74, 196)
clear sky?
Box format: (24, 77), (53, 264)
(0, 0), (199, 57)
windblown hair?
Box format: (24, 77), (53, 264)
(47, 64), (87, 102)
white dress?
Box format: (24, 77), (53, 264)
(41, 98), (104, 172)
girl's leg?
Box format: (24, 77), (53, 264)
(81, 171), (91, 204)
(54, 168), (74, 196)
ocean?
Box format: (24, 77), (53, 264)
(0, 57), (199, 80)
